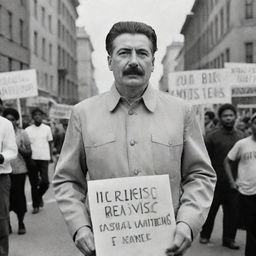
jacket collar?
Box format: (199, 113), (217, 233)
(107, 84), (157, 113)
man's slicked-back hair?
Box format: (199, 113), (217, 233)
(106, 21), (157, 55)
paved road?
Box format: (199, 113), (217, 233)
(9, 164), (246, 256)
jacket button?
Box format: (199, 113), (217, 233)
(130, 140), (136, 146)
(128, 109), (134, 115)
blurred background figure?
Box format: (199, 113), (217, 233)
(200, 103), (244, 250)
(204, 110), (216, 135)
(52, 119), (68, 170)
(3, 108), (32, 235)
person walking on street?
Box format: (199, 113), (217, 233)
(224, 113), (256, 256)
(0, 100), (18, 256)
(200, 103), (244, 249)
(53, 21), (216, 256)
(25, 108), (53, 214)
(3, 108), (31, 235)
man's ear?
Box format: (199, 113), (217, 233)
(107, 55), (112, 71)
(151, 57), (155, 72)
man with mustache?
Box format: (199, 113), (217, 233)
(53, 21), (216, 256)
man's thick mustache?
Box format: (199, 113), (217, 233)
(123, 67), (144, 76)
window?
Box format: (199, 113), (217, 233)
(48, 15), (52, 32)
(20, 0), (24, 6)
(221, 53), (225, 67)
(58, 0), (61, 14)
(245, 0), (253, 19)
(19, 19), (24, 46)
(220, 8), (224, 35)
(214, 15), (218, 42)
(8, 58), (12, 71)
(8, 11), (13, 40)
(50, 75), (53, 90)
(41, 7), (45, 26)
(49, 43), (52, 64)
(0, 6), (2, 35)
(226, 0), (230, 29)
(226, 48), (230, 62)
(34, 0), (37, 18)
(45, 73), (48, 89)
(245, 42), (253, 63)
(34, 31), (38, 55)
(42, 38), (46, 60)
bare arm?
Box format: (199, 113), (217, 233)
(223, 157), (237, 190)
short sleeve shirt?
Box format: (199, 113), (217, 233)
(228, 136), (256, 195)
(25, 124), (53, 160)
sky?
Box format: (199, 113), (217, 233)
(76, 0), (195, 93)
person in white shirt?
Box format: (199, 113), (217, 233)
(0, 100), (18, 256)
(224, 113), (256, 256)
(25, 108), (53, 214)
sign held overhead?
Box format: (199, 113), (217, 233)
(0, 69), (38, 100)
(168, 69), (231, 104)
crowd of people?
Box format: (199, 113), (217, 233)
(201, 104), (256, 256)
(0, 98), (67, 256)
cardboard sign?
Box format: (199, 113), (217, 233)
(49, 103), (73, 119)
(168, 69), (231, 104)
(88, 175), (176, 256)
(225, 62), (256, 97)
(0, 69), (38, 100)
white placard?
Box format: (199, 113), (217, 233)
(49, 103), (73, 119)
(0, 69), (38, 100)
(88, 175), (176, 256)
(225, 62), (256, 97)
(168, 69), (231, 104)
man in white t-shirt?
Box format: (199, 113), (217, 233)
(25, 108), (53, 214)
(224, 113), (256, 256)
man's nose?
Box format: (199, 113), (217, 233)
(129, 51), (138, 67)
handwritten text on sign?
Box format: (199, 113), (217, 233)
(88, 175), (176, 256)
(49, 103), (73, 119)
(225, 62), (256, 97)
(168, 69), (231, 104)
(0, 69), (38, 100)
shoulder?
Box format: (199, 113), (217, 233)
(72, 91), (110, 116)
(0, 116), (12, 126)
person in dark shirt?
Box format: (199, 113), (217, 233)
(200, 103), (244, 249)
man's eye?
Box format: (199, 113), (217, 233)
(119, 51), (128, 55)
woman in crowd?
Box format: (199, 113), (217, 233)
(3, 108), (31, 235)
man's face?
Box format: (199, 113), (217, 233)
(107, 33), (155, 90)
(33, 111), (43, 125)
(220, 109), (236, 129)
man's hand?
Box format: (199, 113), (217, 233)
(165, 222), (192, 256)
(74, 226), (95, 256)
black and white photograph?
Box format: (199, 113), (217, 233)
(0, 0), (256, 256)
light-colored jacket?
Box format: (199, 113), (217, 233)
(53, 85), (216, 240)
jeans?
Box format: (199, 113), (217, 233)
(200, 188), (239, 242)
(27, 159), (49, 208)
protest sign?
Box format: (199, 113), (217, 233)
(88, 175), (176, 256)
(0, 69), (38, 100)
(49, 102), (73, 119)
(225, 62), (256, 97)
(168, 69), (231, 104)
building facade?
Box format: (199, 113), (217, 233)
(29, 0), (57, 101)
(0, 0), (30, 110)
(181, 0), (256, 105)
(57, 0), (79, 105)
(0, 0), (29, 72)
(76, 27), (98, 101)
(159, 41), (183, 92)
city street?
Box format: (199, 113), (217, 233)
(9, 164), (246, 256)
